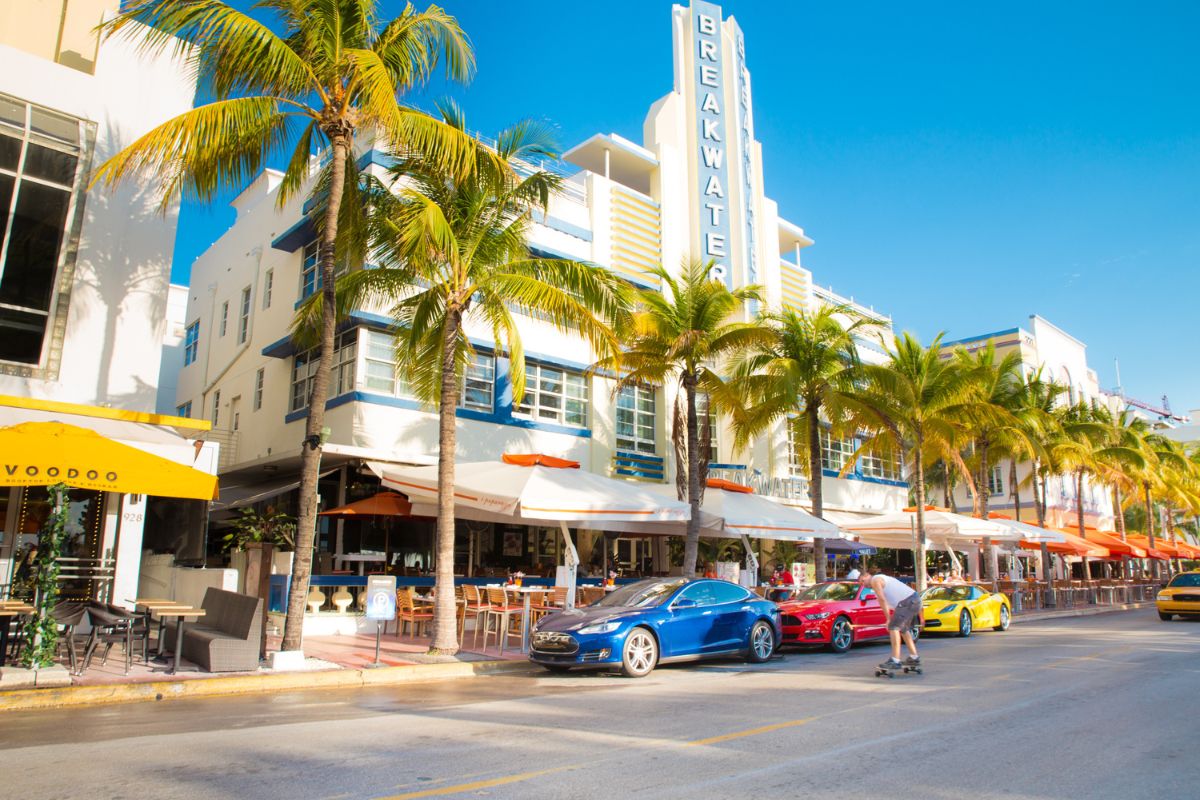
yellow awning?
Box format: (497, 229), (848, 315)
(0, 421), (218, 500)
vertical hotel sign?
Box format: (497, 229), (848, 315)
(735, 26), (758, 311)
(692, 1), (732, 287)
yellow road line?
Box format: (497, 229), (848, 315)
(377, 766), (572, 799)
(687, 717), (817, 746)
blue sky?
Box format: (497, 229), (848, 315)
(171, 0), (1200, 412)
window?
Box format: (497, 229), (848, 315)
(516, 363), (588, 427)
(230, 396), (241, 432)
(616, 385), (656, 454)
(253, 368), (264, 411)
(819, 428), (856, 472)
(695, 393), (719, 462)
(211, 390), (220, 427)
(290, 329), (357, 412)
(786, 421), (806, 478)
(861, 447), (904, 481)
(363, 329), (402, 395)
(176, 401), (192, 418)
(987, 465), (1004, 496)
(460, 351), (495, 412)
(262, 269), (273, 309)
(300, 239), (348, 299)
(219, 300), (228, 337)
(237, 286), (250, 343)
(0, 94), (89, 369)
(183, 321), (199, 366)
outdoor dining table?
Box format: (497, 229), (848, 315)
(484, 585), (550, 654)
(133, 598), (183, 658)
(152, 606), (205, 675)
(0, 602), (34, 667)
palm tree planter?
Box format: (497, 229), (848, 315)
(97, 0), (475, 653)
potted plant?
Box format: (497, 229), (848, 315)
(222, 507), (297, 552)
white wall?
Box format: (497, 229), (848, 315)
(0, 27), (196, 411)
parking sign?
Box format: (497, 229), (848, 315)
(365, 575), (397, 621)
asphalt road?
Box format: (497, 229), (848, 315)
(2, 608), (1197, 800)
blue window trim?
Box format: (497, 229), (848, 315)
(283, 387), (593, 439)
(939, 327), (1021, 349)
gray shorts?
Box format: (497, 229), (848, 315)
(887, 593), (920, 632)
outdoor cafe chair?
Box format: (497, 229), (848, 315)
(462, 584), (493, 649)
(395, 589), (433, 638)
(481, 588), (522, 654)
(50, 600), (89, 674)
(81, 603), (140, 675)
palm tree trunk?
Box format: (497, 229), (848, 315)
(681, 376), (701, 578)
(807, 409), (826, 582)
(913, 440), (928, 591)
(978, 442), (992, 581)
(1032, 461), (1046, 529)
(1113, 486), (1129, 580)
(1010, 460), (1021, 521)
(430, 311), (464, 654)
(942, 472), (952, 510)
(282, 133), (349, 653)
(1076, 469), (1091, 581)
(1144, 481), (1158, 580)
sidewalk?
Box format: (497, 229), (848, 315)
(1013, 600), (1155, 624)
(0, 629), (529, 713)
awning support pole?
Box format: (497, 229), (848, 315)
(741, 534), (759, 584)
(559, 521), (578, 610)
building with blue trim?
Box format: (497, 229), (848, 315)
(171, 1), (907, 577)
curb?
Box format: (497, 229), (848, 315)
(0, 658), (532, 714)
(1013, 601), (1154, 624)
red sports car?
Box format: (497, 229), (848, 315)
(777, 580), (921, 653)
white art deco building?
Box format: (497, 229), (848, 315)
(175, 1), (907, 575)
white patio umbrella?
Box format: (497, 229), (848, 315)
(607, 479), (845, 581)
(374, 454), (692, 608)
(840, 507), (1015, 576)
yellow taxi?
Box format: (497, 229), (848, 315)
(1157, 571), (1200, 620)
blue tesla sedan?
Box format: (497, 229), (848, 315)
(529, 577), (782, 677)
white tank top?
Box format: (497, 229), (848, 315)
(876, 574), (916, 607)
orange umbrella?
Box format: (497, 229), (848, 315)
(1022, 530), (1109, 558)
(1055, 527), (1145, 558)
(1126, 534), (1179, 559)
(319, 492), (413, 517)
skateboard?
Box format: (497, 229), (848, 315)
(875, 663), (923, 678)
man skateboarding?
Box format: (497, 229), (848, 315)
(849, 568), (921, 673)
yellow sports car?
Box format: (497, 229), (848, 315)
(920, 584), (1011, 637)
(1157, 571), (1200, 620)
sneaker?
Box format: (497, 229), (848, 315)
(905, 655), (921, 666)
(879, 658), (902, 670)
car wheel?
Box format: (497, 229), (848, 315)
(908, 622), (921, 642)
(620, 627), (658, 678)
(747, 620), (775, 663)
(829, 616), (854, 653)
(541, 664), (571, 674)
(1158, 612), (1173, 621)
(995, 605), (1011, 632)
(958, 609), (973, 638)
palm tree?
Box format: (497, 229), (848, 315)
(312, 112), (630, 653)
(598, 260), (765, 578)
(1139, 433), (1193, 578)
(730, 305), (881, 582)
(95, 0), (475, 652)
(950, 343), (1034, 580)
(847, 332), (977, 590)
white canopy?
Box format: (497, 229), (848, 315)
(612, 481), (843, 542)
(376, 456), (693, 610)
(840, 508), (1019, 547)
(378, 457), (691, 525)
